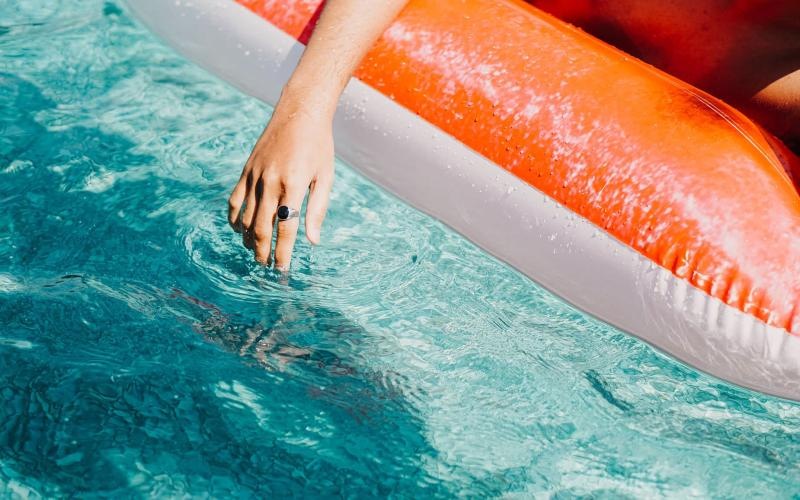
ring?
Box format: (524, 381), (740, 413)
(276, 205), (299, 221)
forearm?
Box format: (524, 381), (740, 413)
(278, 0), (410, 119)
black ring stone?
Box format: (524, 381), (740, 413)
(277, 205), (290, 220)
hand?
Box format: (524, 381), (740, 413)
(228, 101), (334, 270)
(225, 0), (409, 270)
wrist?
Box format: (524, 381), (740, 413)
(278, 77), (343, 122)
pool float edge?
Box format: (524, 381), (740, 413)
(126, 0), (800, 400)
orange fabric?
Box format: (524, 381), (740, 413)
(236, 0), (800, 333)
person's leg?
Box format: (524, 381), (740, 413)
(527, 0), (800, 150)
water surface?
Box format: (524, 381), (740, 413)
(1, 1), (799, 496)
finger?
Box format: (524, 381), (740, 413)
(228, 175), (247, 232)
(243, 227), (255, 250)
(240, 173), (259, 231)
(252, 187), (279, 265)
(304, 174), (332, 245)
(273, 185), (308, 271)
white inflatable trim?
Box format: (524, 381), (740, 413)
(126, 0), (800, 400)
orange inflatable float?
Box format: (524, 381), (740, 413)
(129, 0), (800, 399)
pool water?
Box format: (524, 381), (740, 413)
(2, 0), (800, 496)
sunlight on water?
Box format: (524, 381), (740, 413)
(1, 0), (799, 496)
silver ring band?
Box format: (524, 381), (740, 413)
(276, 205), (299, 221)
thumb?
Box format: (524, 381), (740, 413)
(305, 174), (332, 245)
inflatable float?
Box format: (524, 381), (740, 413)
(127, 0), (800, 400)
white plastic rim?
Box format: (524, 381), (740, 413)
(126, 0), (800, 401)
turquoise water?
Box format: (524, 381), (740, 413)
(2, 0), (800, 496)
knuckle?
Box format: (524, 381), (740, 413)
(262, 168), (281, 186)
(316, 170), (334, 186)
(282, 177), (307, 194)
(253, 227), (269, 242)
(276, 221), (297, 237)
(247, 152), (265, 167)
(243, 196), (256, 212)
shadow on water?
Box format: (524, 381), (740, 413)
(0, 73), (450, 496)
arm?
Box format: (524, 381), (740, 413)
(228, 0), (410, 269)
